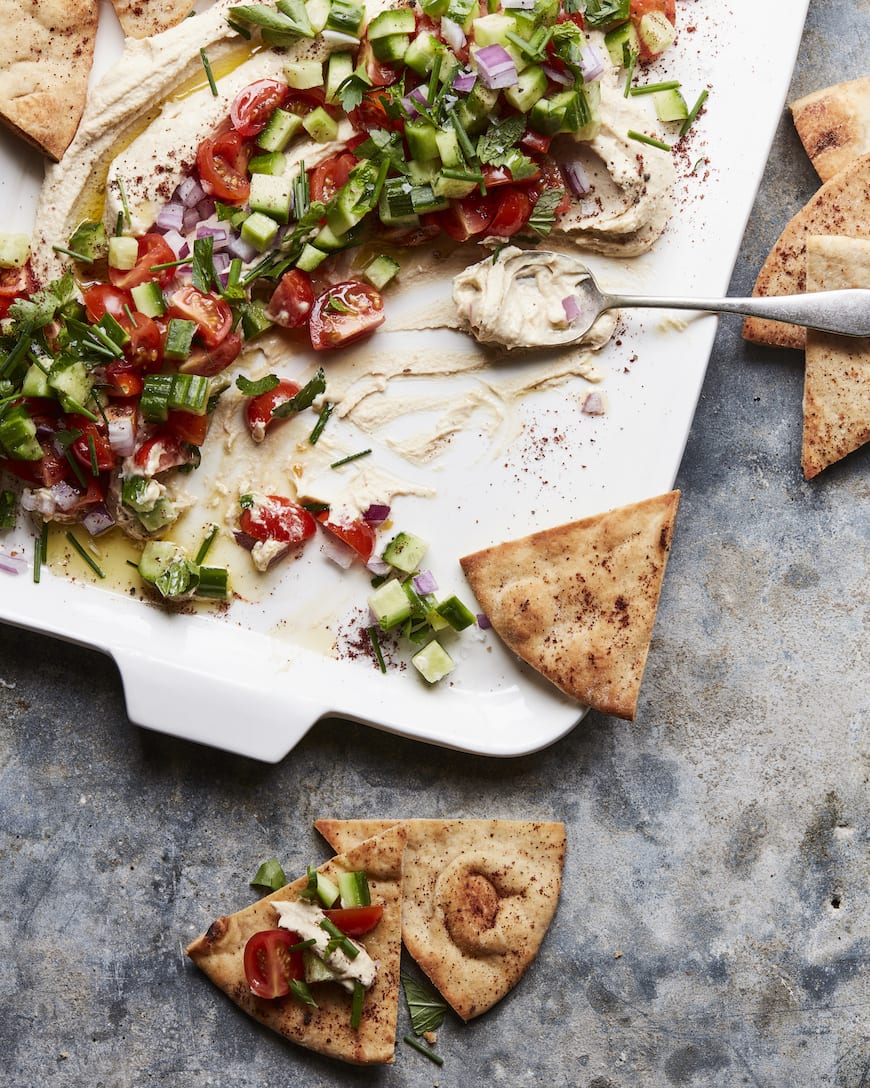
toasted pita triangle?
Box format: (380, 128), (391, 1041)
(315, 819), (566, 1021)
(111, 0), (196, 38)
(790, 76), (870, 183)
(802, 235), (870, 478)
(0, 0), (99, 161)
(459, 491), (680, 721)
(186, 825), (406, 1065)
(742, 153), (870, 350)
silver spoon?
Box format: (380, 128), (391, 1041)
(564, 263), (870, 341)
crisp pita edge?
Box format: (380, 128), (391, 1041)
(185, 824), (407, 1065)
(789, 75), (870, 182)
(459, 490), (681, 721)
(110, 0), (198, 38)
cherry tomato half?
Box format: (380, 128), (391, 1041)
(316, 512), (376, 563)
(265, 269), (315, 329)
(124, 313), (163, 371)
(244, 378), (301, 443)
(132, 431), (194, 474)
(196, 129), (252, 204)
(309, 281), (385, 352)
(177, 332), (242, 377)
(165, 409), (209, 448)
(102, 360), (144, 398)
(437, 191), (499, 242)
(83, 283), (133, 323)
(108, 233), (176, 290)
(68, 417), (116, 473)
(488, 188), (534, 237)
(167, 285), (233, 349)
(309, 152), (357, 204)
(240, 495), (317, 546)
(243, 929), (304, 1000)
(323, 905), (384, 937)
(230, 79), (289, 137)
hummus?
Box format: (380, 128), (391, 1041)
(452, 246), (616, 350)
(273, 898), (378, 991)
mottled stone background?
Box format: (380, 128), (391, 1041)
(1, 1), (867, 1085)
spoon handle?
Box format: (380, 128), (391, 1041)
(601, 289), (870, 337)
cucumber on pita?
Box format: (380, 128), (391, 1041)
(742, 153), (870, 350)
(111, 0), (196, 38)
(459, 491), (680, 722)
(315, 819), (566, 1021)
(790, 76), (870, 183)
(802, 235), (870, 478)
(186, 825), (406, 1065)
(0, 0), (98, 161)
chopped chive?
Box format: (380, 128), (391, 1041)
(691, 156), (705, 174)
(301, 500), (330, 514)
(116, 178), (132, 229)
(368, 625), (387, 673)
(350, 979), (365, 1029)
(623, 49), (637, 98)
(288, 938), (318, 953)
(309, 401), (334, 445)
(630, 80), (681, 96)
(680, 88), (709, 136)
(63, 449), (88, 490)
(627, 129), (671, 152)
(33, 522), (47, 583)
(149, 257), (193, 272)
(65, 532), (106, 579)
(200, 48), (218, 96)
(403, 1035), (444, 1066)
(194, 524), (219, 565)
(427, 51), (442, 106)
(123, 303), (136, 325)
(319, 917), (359, 959)
(115, 211), (124, 237)
(330, 448), (371, 469)
(87, 433), (99, 477)
(51, 245), (94, 262)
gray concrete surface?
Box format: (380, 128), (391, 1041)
(1, 2), (867, 1085)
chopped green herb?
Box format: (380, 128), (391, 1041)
(327, 295), (356, 315)
(289, 979), (318, 1008)
(630, 80), (681, 96)
(66, 532), (106, 578)
(116, 178), (132, 229)
(402, 971), (448, 1034)
(320, 917), (359, 959)
(627, 129), (671, 152)
(33, 524), (45, 583)
(194, 524), (219, 565)
(192, 235), (216, 294)
(236, 373), (279, 397)
(51, 245), (95, 263)
(250, 858), (287, 891)
(271, 368), (326, 417)
(368, 625), (387, 673)
(330, 448), (371, 469)
(200, 48), (218, 96)
(680, 88), (709, 136)
(0, 489), (16, 529)
(226, 16), (252, 38)
(239, 493), (255, 509)
(350, 978), (365, 1029)
(527, 188), (565, 237)
(623, 48), (637, 97)
(403, 1034), (444, 1066)
(337, 72), (369, 114)
(309, 400), (334, 444)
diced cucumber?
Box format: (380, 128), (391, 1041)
(637, 10), (676, 57)
(411, 640), (455, 683)
(0, 405), (42, 461)
(410, 183), (448, 214)
(138, 540), (199, 600)
(295, 243), (328, 271)
(285, 58), (324, 89)
(445, 0), (476, 30)
(363, 254), (400, 290)
(241, 211), (280, 251)
(248, 150), (287, 175)
(249, 173), (293, 222)
(325, 51), (354, 102)
(436, 594), (475, 631)
(0, 233), (30, 269)
(379, 177), (416, 224)
(326, 161), (380, 235)
(471, 12), (516, 47)
(303, 949), (340, 984)
(407, 158), (439, 184)
(432, 172), (477, 199)
(654, 87), (688, 122)
(382, 530), (427, 573)
(367, 7), (416, 38)
(338, 870), (371, 907)
(369, 579), (413, 629)
(405, 120), (440, 162)
(96, 312), (130, 349)
(325, 0), (364, 35)
(315, 871), (340, 907)
(20, 362), (52, 399)
(371, 33), (410, 63)
(604, 21), (639, 67)
(502, 63), (548, 113)
(107, 235), (138, 270)
(404, 30), (440, 75)
(420, 0), (448, 15)
(434, 127), (462, 168)
(48, 359), (92, 411)
(457, 82), (499, 135)
(239, 300), (273, 340)
(163, 318), (197, 361)
(313, 222), (350, 251)
(131, 280), (166, 318)
(305, 0), (330, 33)
(258, 106), (303, 152)
(303, 105), (339, 142)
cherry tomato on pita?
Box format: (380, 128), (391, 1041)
(196, 129), (252, 204)
(230, 79), (289, 137)
(239, 495), (317, 546)
(309, 282), (385, 351)
(244, 378), (301, 442)
(243, 929), (304, 1000)
(108, 233), (176, 289)
(316, 511), (376, 563)
(265, 269), (315, 328)
(167, 285), (233, 348)
(323, 905), (384, 936)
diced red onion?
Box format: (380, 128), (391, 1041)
(177, 176), (205, 208)
(197, 224), (229, 250)
(156, 201), (185, 232)
(107, 410), (136, 458)
(475, 44), (518, 90)
(542, 64), (573, 86)
(476, 613), (491, 629)
(227, 234), (257, 262)
(178, 240), (191, 259)
(213, 252), (231, 289)
(401, 94), (420, 119)
(582, 391), (607, 416)
(452, 69), (477, 94)
(233, 530), (256, 552)
(366, 556), (391, 577)
(196, 197), (216, 221)
(413, 569), (438, 596)
(564, 161), (591, 196)
(401, 85), (429, 119)
(20, 481), (79, 515)
(562, 294), (581, 324)
(81, 504), (115, 537)
(320, 533), (355, 570)
(440, 17), (466, 52)
(161, 228), (186, 257)
(580, 44), (605, 82)
(0, 550), (26, 575)
(182, 207), (200, 234)
(363, 503), (390, 525)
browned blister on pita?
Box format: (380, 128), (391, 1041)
(790, 76), (870, 183)
(802, 235), (870, 478)
(742, 153), (870, 349)
(0, 0), (98, 161)
(111, 0), (196, 38)
(186, 825), (406, 1065)
(459, 491), (680, 721)
(315, 819), (566, 1021)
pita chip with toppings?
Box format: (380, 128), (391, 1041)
(459, 491), (681, 722)
(315, 818), (566, 1021)
(802, 235), (870, 478)
(186, 825), (406, 1065)
(790, 75), (870, 183)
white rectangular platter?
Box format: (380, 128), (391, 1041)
(0, 0), (810, 760)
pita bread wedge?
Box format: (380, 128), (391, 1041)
(802, 235), (870, 478)
(459, 491), (680, 721)
(111, 0), (196, 38)
(790, 76), (870, 182)
(0, 0), (98, 161)
(742, 153), (870, 350)
(315, 819), (566, 1021)
(186, 825), (406, 1065)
